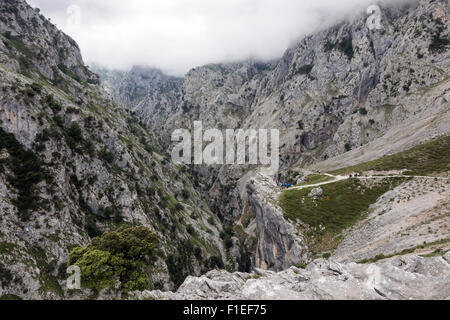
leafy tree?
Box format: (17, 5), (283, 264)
(69, 226), (159, 292)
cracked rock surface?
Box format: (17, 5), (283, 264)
(134, 252), (450, 300)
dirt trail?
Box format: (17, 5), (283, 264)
(287, 174), (448, 191)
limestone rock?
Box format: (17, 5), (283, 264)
(134, 253), (450, 300)
(246, 173), (310, 271)
(308, 187), (323, 198)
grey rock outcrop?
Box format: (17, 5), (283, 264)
(133, 252), (450, 300)
(246, 173), (310, 271)
(0, 0), (98, 84)
(92, 65), (184, 144)
(308, 187), (323, 198)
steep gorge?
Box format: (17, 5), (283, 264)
(98, 0), (450, 273)
(0, 0), (449, 300)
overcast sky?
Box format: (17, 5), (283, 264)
(27, 0), (410, 75)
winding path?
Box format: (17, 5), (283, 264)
(288, 173), (448, 191)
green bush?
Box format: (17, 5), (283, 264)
(207, 217), (216, 226)
(166, 241), (196, 288)
(85, 217), (101, 239)
(345, 143), (352, 152)
(64, 122), (88, 154)
(53, 115), (64, 127)
(174, 202), (184, 212)
(83, 139), (95, 156)
(69, 226), (159, 292)
(0, 128), (47, 220)
(225, 238), (233, 249)
(181, 188), (190, 199)
(207, 256), (224, 269)
(66, 122), (82, 144)
(186, 225), (194, 235)
(42, 95), (62, 113)
(30, 83), (42, 94)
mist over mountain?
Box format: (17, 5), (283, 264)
(28, 0), (417, 75)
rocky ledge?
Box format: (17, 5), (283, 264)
(132, 252), (450, 300)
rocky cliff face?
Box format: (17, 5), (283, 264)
(246, 173), (309, 271)
(0, 0), (98, 85)
(99, 0), (450, 272)
(93, 65), (183, 141)
(0, 0), (227, 300)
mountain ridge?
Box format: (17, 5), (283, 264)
(99, 0), (449, 223)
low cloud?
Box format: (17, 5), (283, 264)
(27, 0), (414, 75)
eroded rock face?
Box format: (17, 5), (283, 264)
(0, 0), (98, 84)
(92, 65), (184, 146)
(246, 174), (310, 271)
(133, 252), (450, 300)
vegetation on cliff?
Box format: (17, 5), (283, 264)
(69, 226), (160, 293)
(330, 135), (450, 176)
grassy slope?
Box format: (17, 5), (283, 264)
(280, 178), (405, 257)
(280, 136), (450, 258)
(329, 135), (450, 176)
